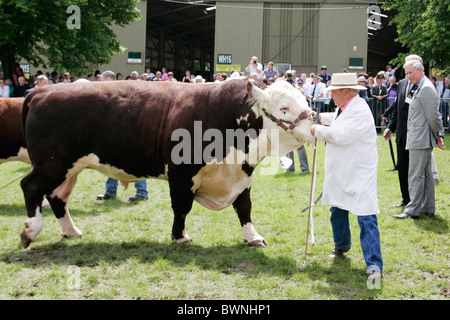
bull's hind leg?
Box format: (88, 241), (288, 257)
(20, 170), (82, 248)
(20, 169), (49, 248)
(46, 175), (82, 239)
(233, 188), (267, 247)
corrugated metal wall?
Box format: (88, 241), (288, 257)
(263, 2), (319, 70)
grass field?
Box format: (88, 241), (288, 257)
(0, 134), (448, 300)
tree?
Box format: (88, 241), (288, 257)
(0, 0), (141, 79)
(380, 0), (450, 69)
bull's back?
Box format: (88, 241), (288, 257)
(23, 81), (236, 179)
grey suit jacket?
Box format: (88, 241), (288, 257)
(406, 76), (444, 150)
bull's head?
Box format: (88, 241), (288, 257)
(247, 80), (314, 156)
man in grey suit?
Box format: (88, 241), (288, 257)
(393, 60), (445, 219)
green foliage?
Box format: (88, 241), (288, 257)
(380, 0), (450, 69)
(0, 0), (141, 76)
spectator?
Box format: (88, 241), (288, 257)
(24, 75), (48, 96)
(387, 76), (398, 109)
(220, 73), (228, 81)
(263, 61), (279, 80)
(358, 76), (370, 105)
(153, 71), (162, 81)
(384, 64), (398, 80)
(168, 72), (177, 82)
(392, 59), (445, 219)
(0, 79), (10, 97)
(195, 75), (205, 83)
(63, 72), (71, 83)
(318, 66), (331, 85)
(96, 70), (149, 202)
(161, 67), (169, 81)
(245, 56), (263, 79)
(13, 76), (30, 97)
(49, 71), (58, 84)
(131, 71), (139, 80)
(306, 75), (326, 112)
(300, 73), (311, 95)
(440, 76), (450, 128)
(371, 74), (387, 131)
(182, 70), (193, 83)
(5, 79), (14, 96)
(12, 63), (25, 85)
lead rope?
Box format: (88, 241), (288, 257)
(0, 170), (30, 192)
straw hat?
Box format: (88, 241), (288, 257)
(326, 73), (367, 92)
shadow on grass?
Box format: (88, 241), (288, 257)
(0, 238), (375, 299)
(413, 215), (449, 234)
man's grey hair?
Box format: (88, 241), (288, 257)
(101, 70), (116, 80)
(403, 59), (424, 71)
(35, 75), (48, 83)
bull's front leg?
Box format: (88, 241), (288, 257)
(168, 177), (195, 243)
(233, 188), (267, 247)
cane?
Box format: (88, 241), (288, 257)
(302, 136), (318, 267)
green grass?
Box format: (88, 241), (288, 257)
(0, 134), (448, 300)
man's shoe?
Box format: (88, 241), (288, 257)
(300, 170), (310, 175)
(329, 248), (350, 258)
(96, 193), (115, 200)
(129, 194), (149, 202)
(393, 212), (419, 219)
(393, 201), (407, 207)
(424, 212), (434, 217)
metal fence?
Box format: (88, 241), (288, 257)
(307, 96), (449, 131)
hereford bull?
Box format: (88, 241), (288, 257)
(0, 98), (29, 164)
(20, 78), (313, 248)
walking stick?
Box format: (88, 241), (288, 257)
(303, 136), (318, 267)
(388, 139), (396, 170)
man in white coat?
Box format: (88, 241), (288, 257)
(311, 73), (383, 281)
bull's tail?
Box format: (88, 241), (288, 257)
(21, 91), (34, 147)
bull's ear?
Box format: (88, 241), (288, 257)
(247, 80), (268, 104)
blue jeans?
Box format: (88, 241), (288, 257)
(105, 178), (148, 197)
(330, 207), (383, 272)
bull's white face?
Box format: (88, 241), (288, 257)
(250, 80), (313, 155)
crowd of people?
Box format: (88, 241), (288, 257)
(2, 60), (448, 131)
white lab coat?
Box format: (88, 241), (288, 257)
(314, 95), (379, 215)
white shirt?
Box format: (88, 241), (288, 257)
(0, 85), (10, 98)
(308, 82), (325, 98)
(247, 63), (263, 79)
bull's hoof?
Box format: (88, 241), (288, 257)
(61, 229), (83, 239)
(245, 239), (267, 247)
(175, 238), (192, 244)
(20, 231), (32, 248)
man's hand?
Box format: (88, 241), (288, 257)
(311, 124), (318, 136)
(437, 137), (446, 149)
(383, 128), (392, 141)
